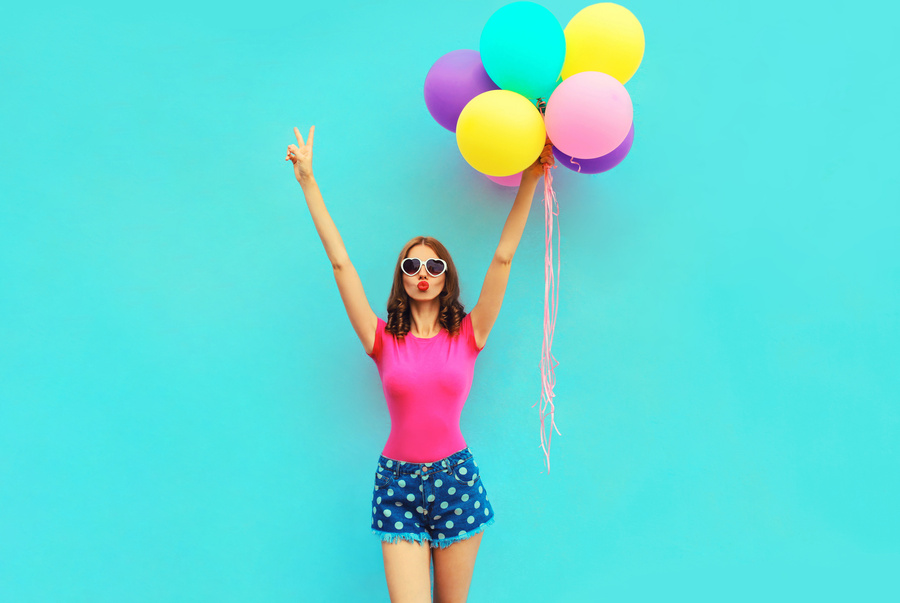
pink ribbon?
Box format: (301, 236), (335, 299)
(536, 161), (561, 472)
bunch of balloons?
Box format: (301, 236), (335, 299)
(424, 2), (645, 471)
(424, 1), (644, 182)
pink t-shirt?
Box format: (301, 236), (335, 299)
(368, 314), (483, 462)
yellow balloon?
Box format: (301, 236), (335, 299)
(560, 3), (645, 84)
(456, 90), (546, 177)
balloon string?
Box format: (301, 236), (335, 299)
(535, 161), (562, 472)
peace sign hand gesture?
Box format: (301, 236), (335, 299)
(286, 126), (315, 184)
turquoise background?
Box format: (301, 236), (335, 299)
(1, 1), (898, 601)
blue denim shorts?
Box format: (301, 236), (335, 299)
(371, 447), (495, 549)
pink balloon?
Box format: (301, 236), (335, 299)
(485, 172), (522, 187)
(544, 71), (633, 159)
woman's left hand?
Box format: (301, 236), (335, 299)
(524, 140), (554, 180)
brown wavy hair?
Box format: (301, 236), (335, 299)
(386, 236), (465, 338)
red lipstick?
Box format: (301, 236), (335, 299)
(417, 281), (429, 291)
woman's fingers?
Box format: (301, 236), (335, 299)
(288, 128), (314, 176)
(293, 125), (315, 149)
(539, 143), (554, 165)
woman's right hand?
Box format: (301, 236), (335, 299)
(286, 126), (315, 184)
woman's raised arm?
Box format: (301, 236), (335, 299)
(469, 143), (554, 349)
(287, 126), (378, 354)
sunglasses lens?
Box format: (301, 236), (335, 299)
(425, 259), (446, 276)
(401, 258), (421, 275)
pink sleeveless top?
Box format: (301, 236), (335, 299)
(368, 314), (483, 462)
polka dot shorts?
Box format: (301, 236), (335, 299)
(371, 447), (495, 549)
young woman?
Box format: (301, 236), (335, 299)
(286, 126), (552, 602)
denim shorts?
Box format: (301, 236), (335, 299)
(371, 447), (495, 549)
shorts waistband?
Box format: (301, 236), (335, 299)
(378, 447), (473, 476)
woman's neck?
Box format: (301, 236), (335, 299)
(409, 299), (441, 337)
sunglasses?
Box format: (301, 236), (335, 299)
(401, 257), (447, 277)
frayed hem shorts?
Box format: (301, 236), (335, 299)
(371, 447), (495, 549)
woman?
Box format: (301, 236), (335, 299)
(286, 126), (552, 602)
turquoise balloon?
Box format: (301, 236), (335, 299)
(479, 1), (566, 102)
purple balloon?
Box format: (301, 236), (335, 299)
(424, 49), (500, 132)
(552, 123), (635, 174)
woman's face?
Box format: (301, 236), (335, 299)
(402, 243), (446, 302)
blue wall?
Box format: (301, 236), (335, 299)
(1, 1), (897, 601)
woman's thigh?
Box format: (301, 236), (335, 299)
(431, 532), (484, 603)
(382, 540), (432, 603)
